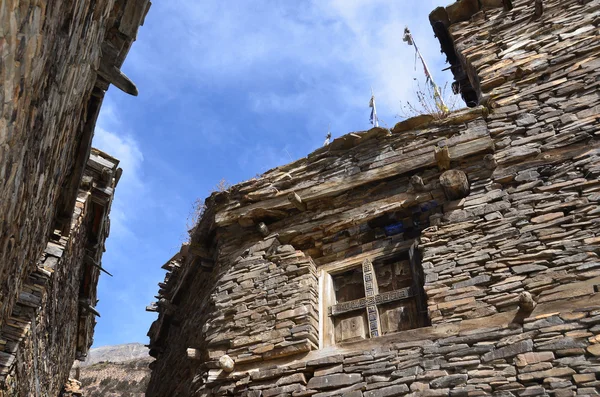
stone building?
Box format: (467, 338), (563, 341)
(1, 149), (120, 396)
(0, 0), (149, 395)
(147, 0), (600, 396)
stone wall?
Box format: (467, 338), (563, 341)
(0, 0), (149, 349)
(147, 0), (600, 396)
(0, 149), (120, 396)
(0, 0), (148, 395)
(423, 0), (600, 322)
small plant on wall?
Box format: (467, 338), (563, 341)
(398, 79), (461, 120)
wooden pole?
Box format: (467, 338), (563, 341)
(440, 170), (470, 200)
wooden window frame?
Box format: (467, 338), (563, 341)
(318, 241), (428, 348)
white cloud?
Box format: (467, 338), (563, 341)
(92, 111), (145, 240)
(93, 127), (144, 195)
(127, 0), (456, 119)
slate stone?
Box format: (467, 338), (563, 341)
(363, 384), (409, 397)
(482, 339), (533, 362)
(306, 374), (362, 390)
(430, 374), (468, 388)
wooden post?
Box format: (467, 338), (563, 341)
(287, 192), (307, 211)
(187, 348), (202, 360)
(257, 222), (270, 237)
(483, 154), (497, 170)
(434, 145), (451, 171)
(519, 291), (536, 312)
(534, 0), (543, 18)
(410, 175), (425, 192)
(440, 170), (470, 200)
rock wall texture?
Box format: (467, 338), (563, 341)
(0, 149), (120, 396)
(0, 0), (149, 395)
(0, 0), (148, 349)
(147, 0), (600, 396)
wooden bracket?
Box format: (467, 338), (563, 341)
(287, 192), (307, 211)
(79, 299), (101, 317)
(434, 144), (451, 171)
(84, 255), (113, 277)
(98, 61), (138, 96)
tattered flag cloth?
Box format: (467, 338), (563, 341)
(369, 95), (379, 127)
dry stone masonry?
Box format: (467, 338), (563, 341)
(0, 150), (120, 396)
(147, 0), (600, 396)
(0, 0), (149, 395)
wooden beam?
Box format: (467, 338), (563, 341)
(518, 291), (536, 312)
(215, 134), (493, 227)
(257, 222), (270, 237)
(98, 61), (138, 96)
(410, 175), (425, 192)
(440, 170), (470, 200)
(79, 300), (101, 317)
(534, 0), (544, 18)
(484, 154), (497, 170)
(84, 255), (113, 277)
(287, 192), (307, 211)
(434, 145), (451, 171)
(187, 348), (202, 360)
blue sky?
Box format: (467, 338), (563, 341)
(91, 0), (457, 347)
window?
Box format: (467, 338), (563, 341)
(320, 242), (428, 346)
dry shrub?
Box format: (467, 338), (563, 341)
(185, 178), (232, 240)
(398, 79), (461, 120)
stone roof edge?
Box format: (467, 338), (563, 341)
(189, 106), (488, 239)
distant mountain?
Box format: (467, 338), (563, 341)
(72, 343), (152, 397)
(80, 343), (150, 367)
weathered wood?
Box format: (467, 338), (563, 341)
(287, 192), (307, 211)
(187, 348), (202, 360)
(484, 154), (497, 170)
(84, 255), (113, 277)
(434, 145), (451, 171)
(215, 134), (492, 227)
(518, 291), (536, 312)
(98, 61), (139, 96)
(119, 0), (151, 39)
(440, 170), (470, 200)
(534, 0), (543, 18)
(79, 300), (100, 317)
(257, 222), (270, 237)
(410, 175), (425, 192)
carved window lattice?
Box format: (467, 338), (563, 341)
(327, 244), (428, 343)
